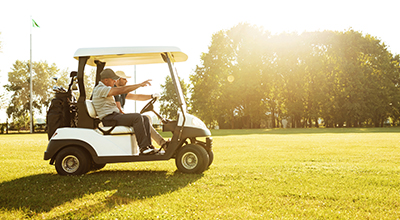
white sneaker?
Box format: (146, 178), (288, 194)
(140, 146), (156, 155)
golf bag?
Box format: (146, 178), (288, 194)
(46, 92), (73, 140)
(46, 71), (78, 140)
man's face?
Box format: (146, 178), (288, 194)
(103, 78), (117, 87)
(116, 78), (127, 87)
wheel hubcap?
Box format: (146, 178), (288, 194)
(62, 155), (79, 173)
(181, 152), (198, 169)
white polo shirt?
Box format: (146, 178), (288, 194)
(92, 81), (120, 120)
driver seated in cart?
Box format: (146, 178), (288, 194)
(92, 68), (157, 155)
(113, 70), (168, 149)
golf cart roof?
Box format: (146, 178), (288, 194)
(74, 46), (188, 66)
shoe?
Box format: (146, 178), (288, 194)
(155, 150), (165, 155)
(140, 146), (156, 155)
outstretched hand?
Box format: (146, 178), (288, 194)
(140, 79), (152, 87)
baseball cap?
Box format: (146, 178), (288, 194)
(116, 71), (131, 79)
(100, 68), (120, 80)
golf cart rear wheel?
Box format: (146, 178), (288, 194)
(55, 146), (91, 175)
(176, 144), (209, 174)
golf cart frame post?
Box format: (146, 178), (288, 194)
(76, 57), (108, 129)
(164, 52), (186, 141)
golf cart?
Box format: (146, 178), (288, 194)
(44, 46), (213, 175)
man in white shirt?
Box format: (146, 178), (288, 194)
(92, 68), (156, 155)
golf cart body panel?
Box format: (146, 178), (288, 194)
(176, 112), (211, 138)
(45, 46), (213, 175)
(50, 127), (139, 156)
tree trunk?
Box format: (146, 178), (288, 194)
(271, 108), (276, 128)
(315, 117), (319, 128)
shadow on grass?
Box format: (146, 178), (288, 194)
(211, 127), (400, 136)
(0, 170), (202, 216)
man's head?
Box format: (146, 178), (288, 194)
(115, 70), (131, 87)
(100, 68), (119, 86)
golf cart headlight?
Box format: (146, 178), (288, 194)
(192, 117), (206, 129)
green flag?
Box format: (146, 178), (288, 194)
(32, 19), (40, 28)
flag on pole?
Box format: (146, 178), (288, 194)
(32, 19), (40, 28)
(29, 16), (39, 133)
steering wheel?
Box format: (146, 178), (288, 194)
(140, 97), (157, 114)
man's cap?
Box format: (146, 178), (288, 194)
(116, 71), (131, 79)
(100, 68), (120, 80)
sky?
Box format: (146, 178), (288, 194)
(1, 0), (400, 123)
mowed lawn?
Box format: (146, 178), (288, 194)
(0, 128), (399, 219)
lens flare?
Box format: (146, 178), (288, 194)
(227, 75), (234, 83)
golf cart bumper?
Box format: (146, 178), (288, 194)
(206, 137), (213, 150)
(44, 151), (52, 161)
(44, 140), (60, 161)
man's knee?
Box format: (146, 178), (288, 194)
(126, 113), (143, 123)
(143, 115), (152, 123)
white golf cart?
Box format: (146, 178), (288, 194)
(44, 46), (213, 175)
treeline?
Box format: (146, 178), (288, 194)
(2, 60), (95, 131)
(189, 23), (400, 128)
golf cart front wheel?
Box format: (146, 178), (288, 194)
(55, 146), (91, 175)
(176, 144), (209, 174)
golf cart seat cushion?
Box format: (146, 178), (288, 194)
(85, 100), (134, 135)
(97, 124), (134, 134)
(86, 100), (97, 118)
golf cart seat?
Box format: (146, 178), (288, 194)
(85, 100), (133, 135)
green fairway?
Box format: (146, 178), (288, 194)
(0, 128), (399, 219)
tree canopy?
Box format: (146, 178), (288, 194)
(0, 32), (5, 112)
(159, 75), (189, 120)
(4, 61), (69, 128)
(188, 23), (400, 128)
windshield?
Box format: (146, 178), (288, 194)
(166, 53), (187, 112)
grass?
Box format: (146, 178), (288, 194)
(0, 128), (400, 219)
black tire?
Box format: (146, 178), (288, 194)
(175, 144), (209, 174)
(207, 150), (214, 168)
(91, 163), (106, 171)
(55, 146), (91, 175)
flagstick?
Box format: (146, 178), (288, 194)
(134, 65), (136, 112)
(29, 16), (33, 134)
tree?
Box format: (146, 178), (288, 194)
(191, 23), (270, 128)
(4, 60), (63, 129)
(190, 25), (400, 129)
(388, 54), (400, 125)
(319, 30), (400, 127)
(227, 23), (271, 128)
(159, 75), (189, 120)
(0, 32), (5, 112)
(190, 29), (236, 128)
(84, 69), (96, 98)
